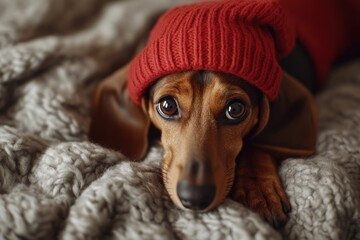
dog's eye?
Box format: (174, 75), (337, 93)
(225, 100), (248, 122)
(156, 96), (180, 120)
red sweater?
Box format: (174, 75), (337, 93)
(283, 0), (360, 88)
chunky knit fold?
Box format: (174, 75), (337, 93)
(128, 0), (296, 105)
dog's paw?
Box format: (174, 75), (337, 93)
(230, 173), (291, 228)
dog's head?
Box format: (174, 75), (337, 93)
(143, 71), (265, 210)
(89, 66), (316, 211)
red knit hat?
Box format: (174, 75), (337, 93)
(128, 0), (296, 105)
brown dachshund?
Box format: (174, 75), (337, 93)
(89, 0), (359, 229)
(89, 62), (317, 228)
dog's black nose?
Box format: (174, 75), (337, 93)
(176, 181), (216, 210)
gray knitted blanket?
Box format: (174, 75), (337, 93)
(0, 0), (359, 239)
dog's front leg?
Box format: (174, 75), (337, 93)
(229, 147), (291, 228)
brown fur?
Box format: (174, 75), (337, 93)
(89, 65), (317, 228)
(145, 71), (261, 210)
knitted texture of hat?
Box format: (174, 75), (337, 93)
(128, 0), (296, 105)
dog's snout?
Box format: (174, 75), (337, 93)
(176, 181), (216, 210)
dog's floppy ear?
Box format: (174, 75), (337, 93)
(251, 94), (270, 136)
(251, 72), (317, 158)
(89, 65), (150, 160)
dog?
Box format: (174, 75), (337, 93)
(89, 0), (360, 228)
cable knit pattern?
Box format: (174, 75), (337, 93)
(128, 0), (296, 105)
(0, 0), (360, 239)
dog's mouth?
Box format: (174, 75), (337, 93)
(162, 171), (234, 212)
(161, 150), (236, 212)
